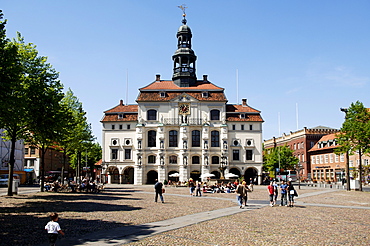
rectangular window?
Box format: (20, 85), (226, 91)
(232, 125), (236, 130)
(335, 154), (339, 162)
(112, 124), (115, 130)
(211, 131), (220, 147)
(302, 154), (305, 162)
(340, 154), (344, 162)
(325, 154), (328, 163)
(24, 148), (29, 155)
(312, 156), (315, 164)
(169, 155), (177, 164)
(241, 125), (244, 131)
(169, 130), (178, 147)
(119, 124), (123, 130)
(148, 155), (156, 164)
(330, 154), (333, 163)
(249, 124), (253, 131)
(148, 130), (156, 147)
(192, 130), (200, 147)
(111, 149), (118, 160)
(124, 149), (131, 160)
(233, 150), (240, 161)
(30, 148), (36, 155)
(127, 124), (131, 130)
(29, 159), (35, 167)
(246, 150), (253, 160)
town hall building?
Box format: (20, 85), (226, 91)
(101, 15), (264, 185)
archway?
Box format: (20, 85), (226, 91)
(122, 167), (134, 184)
(190, 170), (201, 181)
(147, 170), (158, 184)
(244, 168), (258, 185)
(211, 170), (221, 180)
(229, 168), (241, 178)
(108, 166), (120, 184)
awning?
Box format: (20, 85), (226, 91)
(24, 168), (34, 172)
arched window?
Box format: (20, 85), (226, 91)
(211, 131), (220, 147)
(148, 130), (156, 147)
(169, 130), (178, 147)
(147, 109), (157, 121)
(210, 109), (220, 120)
(192, 130), (200, 147)
(192, 156), (200, 164)
(211, 156), (219, 164)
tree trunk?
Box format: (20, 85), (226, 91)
(346, 151), (350, 191)
(359, 149), (363, 191)
(40, 145), (46, 192)
(6, 133), (17, 196)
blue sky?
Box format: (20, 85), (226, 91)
(2, 1), (370, 144)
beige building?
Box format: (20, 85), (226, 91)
(101, 16), (264, 185)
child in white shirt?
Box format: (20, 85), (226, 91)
(45, 212), (64, 246)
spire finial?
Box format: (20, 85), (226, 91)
(178, 4), (187, 25)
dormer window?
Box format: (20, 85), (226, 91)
(240, 114), (245, 119)
(118, 114), (123, 119)
(202, 91), (208, 98)
(159, 91), (166, 98)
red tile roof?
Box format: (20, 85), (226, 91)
(101, 114), (138, 122)
(308, 133), (341, 152)
(226, 104), (260, 113)
(140, 80), (224, 91)
(104, 104), (138, 113)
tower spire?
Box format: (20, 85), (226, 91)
(178, 4), (188, 25)
(172, 5), (197, 87)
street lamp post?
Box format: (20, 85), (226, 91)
(340, 108), (351, 191)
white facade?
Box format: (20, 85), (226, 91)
(101, 18), (263, 185)
(101, 97), (263, 185)
(0, 129), (24, 172)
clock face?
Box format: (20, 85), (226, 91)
(179, 103), (190, 114)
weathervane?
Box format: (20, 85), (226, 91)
(178, 4), (187, 24)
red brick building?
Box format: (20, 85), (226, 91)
(264, 126), (339, 180)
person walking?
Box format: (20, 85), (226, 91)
(242, 181), (251, 206)
(267, 181), (275, 207)
(195, 181), (202, 196)
(236, 181), (250, 208)
(154, 180), (164, 203)
(272, 180), (279, 206)
(189, 179), (195, 196)
(280, 180), (288, 206)
(45, 212), (64, 246)
(287, 180), (296, 207)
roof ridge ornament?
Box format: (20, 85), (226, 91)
(178, 4), (187, 25)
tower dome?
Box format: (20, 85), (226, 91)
(172, 15), (197, 87)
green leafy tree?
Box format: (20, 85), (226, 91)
(0, 12), (29, 196)
(264, 145), (299, 174)
(335, 101), (370, 191)
(59, 89), (95, 181)
(11, 33), (66, 192)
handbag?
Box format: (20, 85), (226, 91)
(294, 190), (298, 197)
(162, 188), (165, 193)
